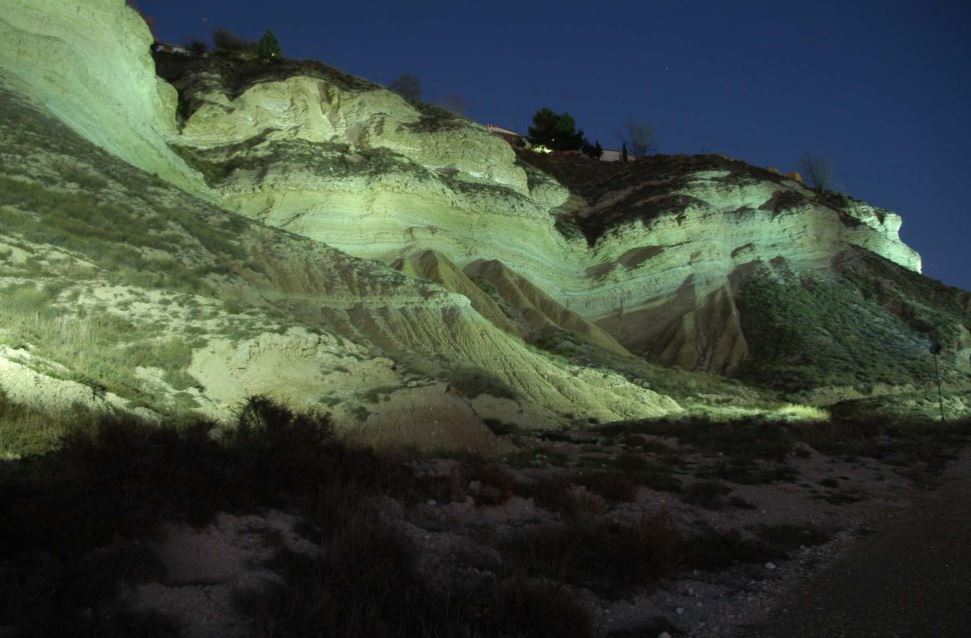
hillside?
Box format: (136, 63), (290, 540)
(155, 40), (967, 401)
(0, 0), (968, 461)
(518, 150), (970, 395)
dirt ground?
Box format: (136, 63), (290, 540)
(111, 421), (970, 637)
(744, 448), (971, 638)
(5, 413), (966, 638)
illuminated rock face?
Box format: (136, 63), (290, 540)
(1, 0), (963, 440)
(0, 0), (204, 194)
(571, 171), (923, 372)
(0, 1), (681, 441)
(167, 67), (923, 373)
(176, 73), (529, 193)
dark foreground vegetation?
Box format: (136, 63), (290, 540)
(1, 400), (968, 637)
(0, 399), (595, 637)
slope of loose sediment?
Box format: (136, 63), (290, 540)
(463, 259), (631, 356)
(731, 248), (971, 396)
(393, 250), (523, 338)
(2, 0), (962, 416)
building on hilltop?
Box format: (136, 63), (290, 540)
(599, 149), (627, 162)
(484, 125), (633, 162)
(153, 42), (192, 56)
(484, 124), (527, 148)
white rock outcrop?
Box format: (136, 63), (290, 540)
(171, 82), (923, 371)
(0, 0), (205, 194)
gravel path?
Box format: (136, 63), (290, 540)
(745, 449), (971, 638)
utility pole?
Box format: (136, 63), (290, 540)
(930, 341), (945, 424)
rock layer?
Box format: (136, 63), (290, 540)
(0, 0), (205, 193)
(0, 3), (681, 446)
(162, 65), (927, 376)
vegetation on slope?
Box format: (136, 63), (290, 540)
(155, 49), (468, 135)
(0, 83), (423, 422)
(155, 50), (382, 120)
(736, 256), (970, 397)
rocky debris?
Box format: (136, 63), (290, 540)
(130, 510), (321, 638)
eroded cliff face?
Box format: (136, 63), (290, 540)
(568, 164), (923, 373)
(1, 0), (966, 442)
(0, 0), (205, 194)
(159, 55), (930, 378)
(0, 0), (685, 449)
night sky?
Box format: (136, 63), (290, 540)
(141, 0), (970, 292)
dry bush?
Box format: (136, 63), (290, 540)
(500, 513), (684, 597)
(461, 461), (517, 505)
(488, 576), (593, 638)
(1, 398), (598, 637)
(571, 471), (639, 502)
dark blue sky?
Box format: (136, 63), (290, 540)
(141, 0), (970, 292)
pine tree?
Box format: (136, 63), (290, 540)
(256, 30), (281, 61)
(581, 138), (604, 159)
(621, 142), (629, 162)
(527, 108), (584, 151)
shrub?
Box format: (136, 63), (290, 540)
(527, 108), (585, 151)
(186, 40), (208, 56)
(683, 480), (731, 509)
(682, 528), (777, 570)
(613, 452), (648, 472)
(571, 471), (639, 502)
(500, 514), (684, 597)
(447, 366), (518, 400)
(488, 576), (593, 638)
(213, 28), (256, 53)
(388, 73), (421, 102)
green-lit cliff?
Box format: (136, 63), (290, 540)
(1, 0), (968, 457)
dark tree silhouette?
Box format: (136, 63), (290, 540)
(527, 108), (584, 151)
(799, 153), (834, 192)
(581, 139), (603, 159)
(389, 74), (422, 102)
(213, 28), (256, 52)
(256, 30), (282, 61)
(620, 121), (657, 157)
(186, 40), (208, 56)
